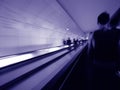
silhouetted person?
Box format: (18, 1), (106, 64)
(73, 38), (78, 49)
(66, 37), (72, 50)
(88, 11), (120, 90)
(109, 8), (120, 72)
(88, 12), (110, 62)
(63, 39), (67, 45)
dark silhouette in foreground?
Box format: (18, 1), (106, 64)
(88, 11), (120, 90)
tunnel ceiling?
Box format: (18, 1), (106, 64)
(0, 0), (85, 36)
(58, 0), (120, 32)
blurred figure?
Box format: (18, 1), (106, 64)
(88, 11), (120, 90)
(73, 38), (78, 49)
(63, 39), (67, 45)
(109, 8), (120, 29)
(79, 39), (83, 45)
(109, 8), (120, 72)
(66, 37), (72, 50)
(89, 12), (111, 64)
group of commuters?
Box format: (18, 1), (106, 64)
(87, 8), (120, 90)
(63, 37), (86, 50)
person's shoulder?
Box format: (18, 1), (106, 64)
(116, 28), (120, 38)
(116, 28), (120, 32)
(111, 28), (120, 37)
(114, 28), (120, 33)
(117, 28), (120, 35)
(94, 29), (101, 33)
(94, 29), (104, 35)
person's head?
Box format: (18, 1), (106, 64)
(109, 8), (120, 28)
(109, 18), (119, 28)
(68, 37), (70, 40)
(97, 12), (110, 26)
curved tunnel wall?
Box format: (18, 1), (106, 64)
(0, 0), (83, 57)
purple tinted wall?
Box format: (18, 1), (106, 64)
(0, 0), (83, 57)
